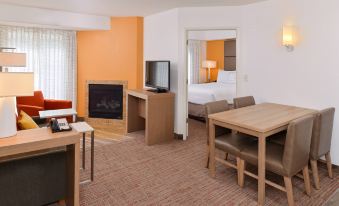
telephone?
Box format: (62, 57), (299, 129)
(50, 118), (72, 133)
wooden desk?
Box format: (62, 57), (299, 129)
(0, 128), (81, 206)
(126, 89), (175, 145)
(208, 103), (316, 205)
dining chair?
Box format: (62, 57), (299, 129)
(269, 108), (335, 189)
(233, 96), (255, 109)
(238, 115), (314, 206)
(205, 100), (231, 168)
(309, 108), (335, 189)
(206, 100), (256, 184)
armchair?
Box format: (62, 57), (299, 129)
(17, 91), (73, 122)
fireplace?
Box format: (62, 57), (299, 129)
(88, 84), (123, 119)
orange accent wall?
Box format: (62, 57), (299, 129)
(206, 40), (224, 81)
(77, 17), (143, 117)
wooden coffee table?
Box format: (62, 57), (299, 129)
(39, 108), (77, 121)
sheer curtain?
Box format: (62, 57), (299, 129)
(188, 40), (206, 84)
(0, 25), (77, 105)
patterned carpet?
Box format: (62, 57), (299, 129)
(79, 119), (339, 206)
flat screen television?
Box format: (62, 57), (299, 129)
(145, 61), (170, 93)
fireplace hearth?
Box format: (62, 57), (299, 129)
(88, 84), (123, 119)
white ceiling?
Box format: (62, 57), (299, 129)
(0, 0), (267, 17)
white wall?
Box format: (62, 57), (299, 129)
(144, 0), (339, 165)
(144, 9), (180, 132)
(242, 0), (339, 164)
(188, 30), (236, 41)
(0, 3), (110, 30)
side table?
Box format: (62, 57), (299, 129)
(70, 122), (94, 182)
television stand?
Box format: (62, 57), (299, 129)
(147, 88), (168, 93)
(126, 89), (175, 145)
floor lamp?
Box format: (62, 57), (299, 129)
(202, 60), (216, 82)
(0, 51), (34, 138)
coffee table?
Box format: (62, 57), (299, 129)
(39, 108), (77, 122)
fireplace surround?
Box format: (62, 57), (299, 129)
(85, 80), (127, 134)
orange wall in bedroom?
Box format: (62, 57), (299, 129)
(77, 17), (143, 117)
(206, 40), (224, 81)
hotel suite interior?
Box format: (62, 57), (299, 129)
(0, 0), (338, 205)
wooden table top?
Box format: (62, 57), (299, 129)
(0, 128), (80, 158)
(39, 108), (77, 119)
(208, 103), (317, 133)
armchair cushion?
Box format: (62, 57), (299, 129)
(17, 104), (44, 117)
(44, 99), (72, 110)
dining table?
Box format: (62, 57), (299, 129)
(208, 103), (316, 205)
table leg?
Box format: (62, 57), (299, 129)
(258, 135), (266, 206)
(82, 133), (85, 169)
(91, 131), (94, 181)
(66, 142), (80, 206)
(209, 121), (216, 178)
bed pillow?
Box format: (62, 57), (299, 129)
(217, 71), (236, 84)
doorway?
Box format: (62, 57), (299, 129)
(185, 29), (239, 139)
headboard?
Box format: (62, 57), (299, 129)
(224, 39), (236, 71)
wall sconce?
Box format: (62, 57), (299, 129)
(282, 25), (296, 52)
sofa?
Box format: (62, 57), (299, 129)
(17, 91), (73, 122)
(0, 148), (67, 206)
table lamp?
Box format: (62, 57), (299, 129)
(0, 50), (26, 72)
(202, 60), (216, 82)
(0, 50), (34, 138)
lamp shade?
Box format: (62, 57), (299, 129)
(0, 72), (34, 97)
(282, 25), (295, 46)
(0, 52), (26, 67)
(202, 60), (217, 69)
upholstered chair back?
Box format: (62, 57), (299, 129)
(310, 108), (335, 160)
(282, 115), (314, 176)
(205, 100), (230, 140)
(233, 96), (255, 109)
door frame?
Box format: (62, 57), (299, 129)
(183, 27), (241, 140)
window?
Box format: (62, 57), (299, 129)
(0, 25), (77, 105)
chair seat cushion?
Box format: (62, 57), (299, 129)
(240, 142), (287, 176)
(215, 133), (256, 156)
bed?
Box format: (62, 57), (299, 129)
(188, 71), (236, 119)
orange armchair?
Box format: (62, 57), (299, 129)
(17, 91), (73, 121)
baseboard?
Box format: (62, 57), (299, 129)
(76, 116), (85, 122)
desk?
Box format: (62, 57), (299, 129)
(208, 103), (316, 205)
(0, 128), (81, 206)
(126, 89), (174, 145)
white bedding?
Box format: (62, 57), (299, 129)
(188, 82), (236, 105)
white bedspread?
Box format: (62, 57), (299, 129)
(188, 82), (236, 105)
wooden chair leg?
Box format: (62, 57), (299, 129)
(302, 166), (312, 196)
(325, 152), (333, 178)
(310, 159), (320, 190)
(225, 152), (228, 160)
(237, 158), (245, 187)
(284, 176), (295, 206)
(206, 145), (210, 168)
